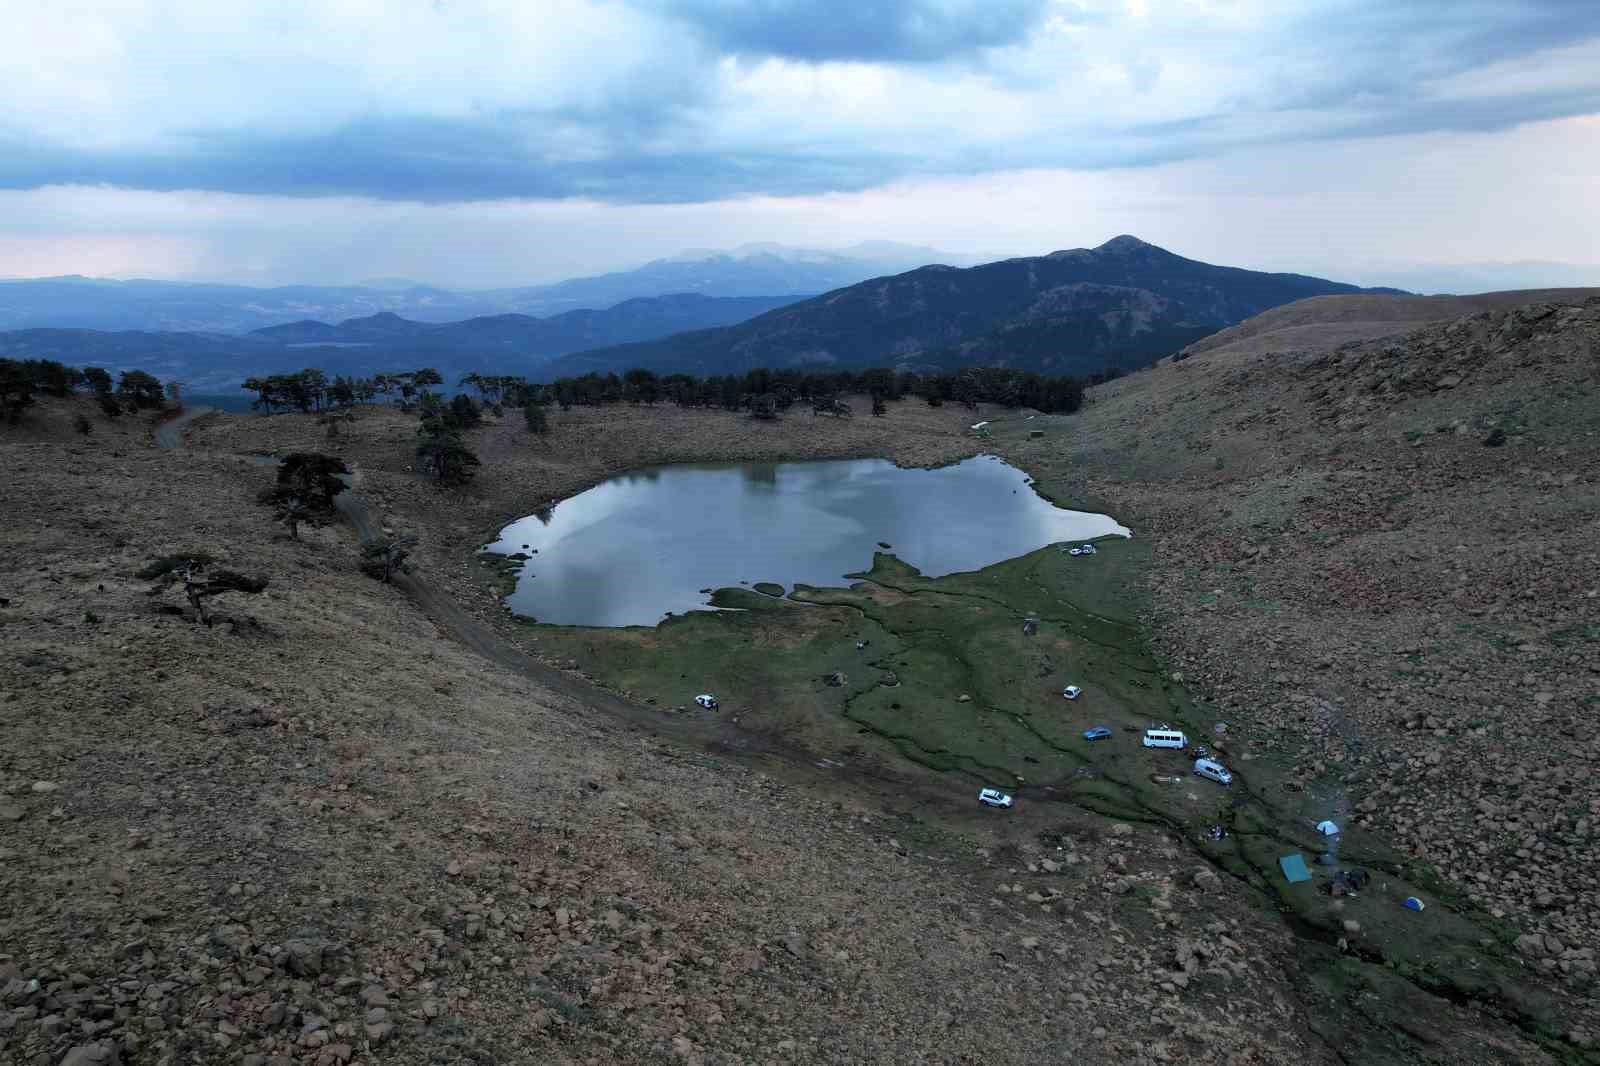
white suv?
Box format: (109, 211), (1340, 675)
(694, 694), (718, 709)
(977, 788), (1014, 809)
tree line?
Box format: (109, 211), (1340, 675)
(0, 357), (166, 423)
(534, 365), (1086, 416)
(238, 363), (1088, 421)
(240, 368), (451, 413)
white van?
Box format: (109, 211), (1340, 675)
(1142, 728), (1188, 749)
(1193, 758), (1233, 785)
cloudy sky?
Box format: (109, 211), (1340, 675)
(3, 0), (1599, 288)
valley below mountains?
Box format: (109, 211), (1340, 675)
(0, 238), (1396, 395)
(2, 285), (1597, 1065)
(0, 294), (802, 394)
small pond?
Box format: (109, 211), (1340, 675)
(485, 455), (1129, 627)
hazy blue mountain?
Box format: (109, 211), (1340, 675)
(479, 242), (986, 314)
(0, 293), (802, 392)
(0, 244), (976, 332)
(0, 276), (505, 332)
(544, 237), (1403, 380)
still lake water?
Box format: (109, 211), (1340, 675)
(485, 455), (1130, 627)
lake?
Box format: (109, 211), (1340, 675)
(485, 455), (1130, 627)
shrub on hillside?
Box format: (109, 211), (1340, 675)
(448, 393), (482, 428)
(360, 534), (417, 583)
(143, 557), (267, 625)
(0, 359), (35, 422)
(523, 402), (548, 434)
(136, 552), (218, 580)
(117, 370), (166, 409)
(416, 430), (480, 484)
(258, 452), (349, 539)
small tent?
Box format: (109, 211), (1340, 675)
(1278, 853), (1312, 883)
(1316, 820), (1340, 836)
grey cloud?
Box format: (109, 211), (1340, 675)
(654, 0), (1048, 62)
(1, 1), (1598, 204)
(1255, 2), (1600, 112)
(0, 119), (909, 204)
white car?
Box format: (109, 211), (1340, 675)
(977, 788), (1014, 809)
(1193, 758), (1233, 785)
(1062, 685), (1083, 700)
(694, 694), (718, 709)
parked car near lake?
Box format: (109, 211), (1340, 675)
(1143, 728), (1188, 749)
(1083, 725), (1113, 741)
(977, 788), (1014, 809)
(1193, 758), (1233, 785)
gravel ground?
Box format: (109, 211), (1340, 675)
(998, 292), (1600, 1051)
(3, 400), (1337, 1065)
(7, 295), (1591, 1063)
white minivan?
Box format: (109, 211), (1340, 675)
(1193, 758), (1233, 785)
(1142, 728), (1188, 749)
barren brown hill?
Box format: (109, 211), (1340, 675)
(1178, 287), (1600, 362)
(999, 289), (1600, 1053)
(3, 398), (1334, 1066)
(5, 286), (1597, 1066)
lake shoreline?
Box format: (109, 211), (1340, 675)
(482, 453), (1129, 628)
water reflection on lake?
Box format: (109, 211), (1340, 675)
(485, 455), (1129, 627)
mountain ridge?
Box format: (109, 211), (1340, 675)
(541, 236), (1403, 380)
(0, 293), (805, 391)
(0, 244), (974, 332)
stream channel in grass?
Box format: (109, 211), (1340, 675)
(477, 449), (1566, 1061)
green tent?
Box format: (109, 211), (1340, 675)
(1279, 853), (1311, 883)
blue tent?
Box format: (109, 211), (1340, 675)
(1279, 853), (1312, 883)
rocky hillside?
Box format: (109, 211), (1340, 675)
(1177, 287), (1600, 363)
(1, 398), (1347, 1066)
(543, 236), (1393, 379)
(996, 288), (1600, 1054)
(5, 287), (1594, 1064)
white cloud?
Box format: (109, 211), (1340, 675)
(3, 115), (1596, 288)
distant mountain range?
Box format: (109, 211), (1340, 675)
(0, 294), (802, 392)
(495, 241), (989, 315)
(0, 242), (976, 333)
(0, 238), (1406, 390)
(0, 276), (493, 334)
(543, 237), (1404, 380)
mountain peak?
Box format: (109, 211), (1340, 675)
(545, 238), (1375, 380)
(1097, 235), (1156, 253)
